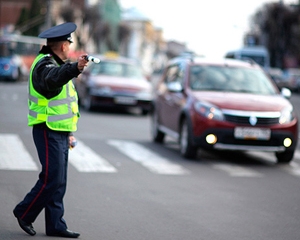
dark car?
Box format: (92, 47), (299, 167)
(75, 53), (153, 115)
(282, 68), (300, 92)
(266, 68), (290, 90)
(151, 56), (298, 163)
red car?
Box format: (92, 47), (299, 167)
(151, 56), (298, 163)
(75, 54), (153, 115)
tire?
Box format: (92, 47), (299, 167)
(16, 68), (24, 82)
(151, 110), (165, 143)
(275, 150), (294, 164)
(180, 119), (198, 159)
(141, 109), (149, 116)
(10, 67), (21, 82)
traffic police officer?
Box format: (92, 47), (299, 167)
(13, 22), (88, 238)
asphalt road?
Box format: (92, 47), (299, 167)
(1, 81), (300, 240)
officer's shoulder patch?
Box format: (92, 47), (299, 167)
(46, 64), (55, 68)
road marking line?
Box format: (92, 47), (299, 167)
(0, 134), (38, 171)
(212, 163), (263, 177)
(293, 150), (300, 160)
(279, 162), (300, 177)
(107, 140), (189, 175)
(69, 140), (117, 173)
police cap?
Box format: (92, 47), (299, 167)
(38, 22), (77, 43)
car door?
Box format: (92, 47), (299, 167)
(158, 63), (186, 135)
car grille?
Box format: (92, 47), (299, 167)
(224, 115), (279, 126)
(223, 110), (280, 126)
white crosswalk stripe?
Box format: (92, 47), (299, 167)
(69, 140), (117, 173)
(211, 163), (263, 177)
(278, 162), (300, 177)
(1, 133), (300, 177)
(107, 139), (189, 175)
(0, 134), (38, 171)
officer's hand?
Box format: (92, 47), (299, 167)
(69, 135), (77, 149)
(77, 54), (88, 72)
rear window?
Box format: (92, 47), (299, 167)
(90, 61), (143, 78)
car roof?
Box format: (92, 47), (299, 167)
(168, 56), (262, 69)
(91, 52), (140, 66)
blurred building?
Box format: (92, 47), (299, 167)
(0, 0), (185, 74)
(121, 7), (157, 75)
(166, 41), (187, 59)
(0, 0), (32, 31)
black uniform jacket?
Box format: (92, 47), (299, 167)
(32, 45), (81, 99)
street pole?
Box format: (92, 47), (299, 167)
(45, 0), (52, 29)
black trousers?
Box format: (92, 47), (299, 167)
(14, 125), (70, 234)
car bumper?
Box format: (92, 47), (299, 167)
(193, 128), (298, 152)
(0, 66), (18, 80)
(90, 95), (153, 110)
(0, 70), (13, 78)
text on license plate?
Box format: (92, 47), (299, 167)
(114, 96), (137, 105)
(234, 127), (271, 140)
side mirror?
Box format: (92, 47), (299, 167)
(167, 81), (183, 92)
(281, 87), (291, 99)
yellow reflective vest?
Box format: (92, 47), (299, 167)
(28, 53), (80, 132)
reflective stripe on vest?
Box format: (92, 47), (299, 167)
(28, 110), (75, 122)
(28, 83), (77, 108)
(28, 53), (79, 131)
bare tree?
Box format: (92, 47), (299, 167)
(250, 3), (300, 68)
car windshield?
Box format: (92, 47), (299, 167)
(189, 65), (277, 95)
(90, 61), (143, 78)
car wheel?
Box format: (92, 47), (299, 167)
(151, 110), (165, 143)
(275, 150), (294, 164)
(141, 109), (149, 116)
(180, 119), (197, 159)
(11, 68), (20, 82)
(83, 94), (94, 111)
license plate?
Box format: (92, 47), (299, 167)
(234, 127), (271, 140)
(114, 96), (137, 105)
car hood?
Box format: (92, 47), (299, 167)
(91, 75), (151, 91)
(193, 91), (291, 111)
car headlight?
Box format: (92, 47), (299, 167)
(194, 101), (224, 121)
(136, 91), (153, 101)
(90, 86), (112, 95)
(279, 106), (294, 124)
